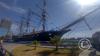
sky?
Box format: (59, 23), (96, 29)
(0, 0), (100, 38)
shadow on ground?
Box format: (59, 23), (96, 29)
(38, 50), (69, 56)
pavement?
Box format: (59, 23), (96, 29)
(3, 42), (26, 52)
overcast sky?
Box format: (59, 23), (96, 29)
(0, 0), (100, 38)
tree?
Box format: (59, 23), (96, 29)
(32, 40), (40, 50)
(49, 35), (61, 51)
(70, 41), (78, 56)
(0, 18), (12, 41)
(0, 18), (12, 28)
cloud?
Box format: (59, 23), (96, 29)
(0, 2), (10, 9)
(12, 7), (26, 14)
(0, 2), (26, 14)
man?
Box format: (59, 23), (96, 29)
(0, 40), (6, 56)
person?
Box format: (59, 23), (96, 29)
(0, 40), (6, 56)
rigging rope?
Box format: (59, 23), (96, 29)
(83, 18), (92, 30)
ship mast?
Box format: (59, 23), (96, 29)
(25, 9), (33, 34)
(19, 18), (23, 36)
(41, 0), (47, 32)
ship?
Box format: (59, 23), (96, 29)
(0, 0), (99, 42)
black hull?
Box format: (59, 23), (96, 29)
(13, 30), (71, 42)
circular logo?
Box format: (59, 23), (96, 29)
(78, 38), (91, 50)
